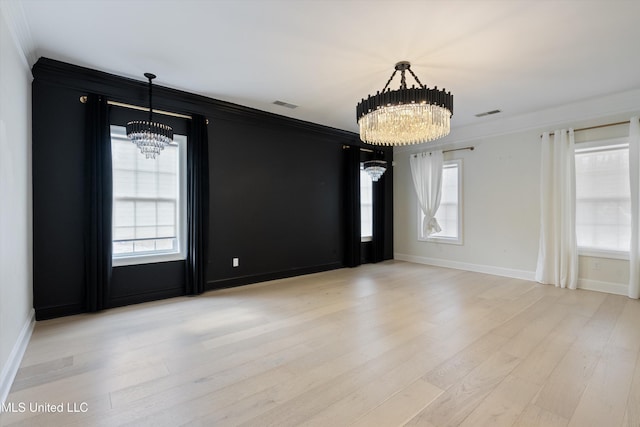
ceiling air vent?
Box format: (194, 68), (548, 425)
(475, 109), (502, 117)
(273, 100), (298, 109)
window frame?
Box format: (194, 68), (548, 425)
(574, 136), (630, 260)
(110, 125), (188, 267)
(418, 158), (463, 245)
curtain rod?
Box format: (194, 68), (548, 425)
(340, 146), (381, 153)
(542, 119), (634, 137)
(444, 146), (474, 153)
(348, 146), (474, 154)
(80, 95), (193, 120)
(410, 146), (474, 157)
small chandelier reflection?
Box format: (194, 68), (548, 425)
(363, 160), (387, 182)
(126, 73), (173, 159)
(356, 61), (453, 146)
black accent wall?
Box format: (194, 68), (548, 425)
(31, 58), (393, 320)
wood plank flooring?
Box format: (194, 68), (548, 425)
(2, 261), (639, 426)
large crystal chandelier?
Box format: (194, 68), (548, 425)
(126, 73), (173, 159)
(356, 61), (453, 146)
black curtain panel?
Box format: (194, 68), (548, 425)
(84, 94), (112, 311)
(186, 115), (210, 294)
(343, 145), (361, 267)
(372, 150), (387, 263)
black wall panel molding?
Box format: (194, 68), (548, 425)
(31, 57), (393, 320)
(31, 57), (360, 143)
(35, 304), (85, 321)
(206, 262), (343, 291)
(109, 288), (186, 310)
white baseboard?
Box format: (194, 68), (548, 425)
(394, 253), (630, 296)
(0, 309), (35, 406)
(577, 278), (628, 296)
(394, 253), (536, 281)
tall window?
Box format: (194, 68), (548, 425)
(418, 159), (462, 244)
(360, 165), (373, 241)
(575, 138), (630, 257)
(111, 125), (187, 266)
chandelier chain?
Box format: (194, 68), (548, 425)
(381, 66), (425, 92)
(147, 76), (154, 122)
(127, 73), (173, 159)
(407, 67), (425, 88)
(381, 69), (398, 92)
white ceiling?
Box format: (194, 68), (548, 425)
(9, 0), (640, 136)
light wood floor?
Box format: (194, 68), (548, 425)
(2, 261), (640, 427)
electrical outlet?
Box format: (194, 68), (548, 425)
(232, 258), (239, 267)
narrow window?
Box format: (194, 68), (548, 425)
(418, 159), (462, 244)
(575, 138), (630, 258)
(111, 125), (187, 266)
(360, 164), (373, 241)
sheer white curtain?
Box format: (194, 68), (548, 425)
(410, 150), (443, 237)
(629, 116), (640, 299)
(535, 129), (578, 289)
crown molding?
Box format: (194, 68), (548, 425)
(394, 88), (640, 153)
(32, 57), (361, 143)
(0, 0), (36, 69)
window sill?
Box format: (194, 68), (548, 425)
(112, 252), (186, 267)
(419, 236), (463, 245)
(578, 248), (629, 261)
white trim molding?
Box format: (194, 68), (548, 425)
(394, 89), (640, 154)
(0, 0), (37, 68)
(0, 309), (35, 407)
(577, 278), (628, 296)
(395, 253), (630, 296)
(394, 253), (536, 281)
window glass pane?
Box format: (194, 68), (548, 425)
(432, 165), (459, 239)
(113, 200), (135, 227)
(156, 226), (175, 238)
(136, 153), (157, 172)
(575, 145), (630, 252)
(136, 171), (158, 197)
(113, 226), (135, 241)
(157, 202), (175, 225)
(158, 173), (177, 198)
(135, 201), (156, 227)
(113, 169), (135, 198)
(155, 238), (175, 251)
(113, 241), (133, 255)
(360, 167), (373, 239)
(134, 240), (156, 253)
(135, 225), (157, 239)
(158, 148), (177, 172)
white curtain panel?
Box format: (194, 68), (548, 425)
(410, 150), (444, 237)
(629, 116), (640, 299)
(535, 129), (578, 289)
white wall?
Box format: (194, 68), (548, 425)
(0, 3), (34, 406)
(395, 129), (541, 279)
(394, 93), (640, 295)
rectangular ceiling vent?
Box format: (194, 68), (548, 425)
(273, 100), (298, 109)
(475, 109), (502, 117)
